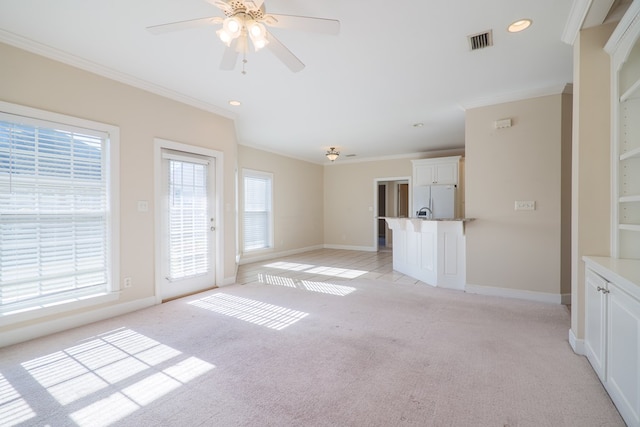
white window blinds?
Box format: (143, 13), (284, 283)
(0, 113), (111, 312)
(243, 170), (272, 251)
(166, 156), (210, 281)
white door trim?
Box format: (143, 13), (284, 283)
(154, 138), (224, 303)
(373, 176), (411, 251)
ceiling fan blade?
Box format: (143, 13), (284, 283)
(204, 0), (233, 13)
(265, 31), (305, 73)
(147, 16), (223, 34)
(243, 0), (265, 10)
(220, 38), (240, 70)
(264, 14), (340, 35)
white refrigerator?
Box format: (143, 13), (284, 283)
(413, 184), (457, 219)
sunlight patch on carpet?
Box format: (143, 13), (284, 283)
(189, 293), (308, 330)
(15, 328), (214, 427)
(258, 273), (356, 296)
(0, 373), (36, 427)
(263, 262), (367, 279)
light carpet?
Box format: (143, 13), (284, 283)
(0, 278), (625, 426)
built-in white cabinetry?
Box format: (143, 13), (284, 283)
(607, 2), (640, 259)
(584, 268), (607, 381)
(581, 7), (640, 426)
(583, 257), (640, 427)
(412, 156), (460, 186)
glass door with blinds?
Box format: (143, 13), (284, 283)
(160, 150), (216, 300)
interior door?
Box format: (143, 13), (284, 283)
(160, 149), (216, 301)
(398, 184), (409, 216)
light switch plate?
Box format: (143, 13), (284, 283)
(515, 200), (535, 211)
(137, 200), (149, 212)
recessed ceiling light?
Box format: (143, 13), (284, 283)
(508, 19), (532, 33)
(413, 123), (424, 128)
(229, 100), (241, 106)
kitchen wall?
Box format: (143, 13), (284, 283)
(570, 22), (616, 341)
(237, 145), (324, 263)
(465, 89), (572, 302)
(323, 150), (464, 250)
(0, 42), (238, 338)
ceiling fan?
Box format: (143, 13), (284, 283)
(147, 0), (340, 73)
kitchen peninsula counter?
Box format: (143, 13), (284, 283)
(383, 217), (474, 290)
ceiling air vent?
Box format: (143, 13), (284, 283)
(468, 30), (493, 50)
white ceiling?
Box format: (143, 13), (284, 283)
(0, 0), (575, 163)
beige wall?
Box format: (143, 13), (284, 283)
(0, 43), (238, 332)
(323, 150), (464, 249)
(465, 91), (571, 297)
(571, 22), (616, 340)
(237, 145), (324, 262)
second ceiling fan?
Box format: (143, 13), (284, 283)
(147, 0), (340, 73)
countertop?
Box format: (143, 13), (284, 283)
(583, 256), (640, 298)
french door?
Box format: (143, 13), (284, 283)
(159, 149), (216, 300)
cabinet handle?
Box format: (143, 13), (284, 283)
(597, 286), (610, 294)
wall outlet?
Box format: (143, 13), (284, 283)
(515, 200), (536, 211)
(123, 277), (132, 288)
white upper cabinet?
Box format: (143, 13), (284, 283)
(412, 156), (460, 186)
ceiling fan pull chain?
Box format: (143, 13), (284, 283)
(242, 54), (248, 75)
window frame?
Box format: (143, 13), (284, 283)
(0, 101), (120, 326)
(242, 168), (273, 253)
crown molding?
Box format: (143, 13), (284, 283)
(604, 0), (640, 60)
(562, 0), (619, 45)
(459, 84), (572, 111)
(0, 29), (236, 120)
(562, 0), (593, 45)
(238, 143), (465, 166)
(323, 148), (466, 166)
(238, 142), (325, 165)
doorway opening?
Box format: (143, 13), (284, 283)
(375, 178), (409, 251)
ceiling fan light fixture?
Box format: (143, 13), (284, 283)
(326, 147), (339, 162)
(247, 20), (265, 37)
(247, 21), (269, 51)
(216, 28), (233, 46)
(224, 16), (243, 36)
(252, 37), (269, 51)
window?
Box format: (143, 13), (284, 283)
(0, 102), (119, 320)
(243, 169), (273, 251)
(165, 153), (210, 281)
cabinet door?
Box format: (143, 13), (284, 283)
(434, 162), (458, 185)
(607, 283), (640, 426)
(415, 164), (435, 186)
(585, 269), (608, 382)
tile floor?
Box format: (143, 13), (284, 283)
(236, 248), (428, 287)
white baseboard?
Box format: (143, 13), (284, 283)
(465, 284), (568, 305)
(323, 244), (377, 252)
(569, 329), (585, 355)
(238, 245), (324, 265)
(221, 276), (237, 286)
(0, 296), (157, 348)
